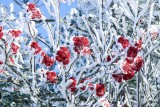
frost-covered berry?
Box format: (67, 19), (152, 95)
(122, 60), (133, 74)
(96, 83), (105, 97)
(56, 46), (70, 65)
(30, 41), (42, 54)
(118, 36), (129, 49)
(9, 56), (14, 63)
(122, 71), (135, 80)
(112, 74), (123, 83)
(135, 39), (142, 50)
(73, 36), (90, 54)
(0, 26), (3, 32)
(46, 71), (57, 83)
(11, 42), (19, 54)
(42, 54), (54, 67)
(31, 10), (42, 19)
(9, 29), (21, 38)
(0, 26), (3, 39)
(26, 3), (42, 20)
(131, 56), (143, 72)
(0, 32), (3, 39)
(67, 77), (76, 92)
(27, 3), (36, 11)
(127, 46), (138, 58)
(0, 61), (3, 65)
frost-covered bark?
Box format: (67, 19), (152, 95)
(0, 0), (160, 107)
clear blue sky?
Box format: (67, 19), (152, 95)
(0, 0), (77, 17)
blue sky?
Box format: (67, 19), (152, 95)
(0, 0), (77, 17)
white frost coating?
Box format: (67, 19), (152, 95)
(0, 0), (159, 106)
(0, 7), (4, 14)
(9, 3), (14, 13)
(42, 20), (55, 50)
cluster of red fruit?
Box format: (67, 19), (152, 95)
(30, 41), (54, 67)
(0, 27), (21, 54)
(73, 36), (91, 55)
(27, 3), (42, 20)
(0, 28), (21, 64)
(67, 77), (106, 97)
(9, 29), (21, 38)
(35, 35), (143, 97)
(30, 41), (42, 54)
(69, 78), (106, 97)
(0, 26), (3, 39)
(42, 54), (54, 67)
(56, 46), (70, 65)
(46, 73), (106, 97)
(112, 36), (143, 83)
(11, 42), (19, 54)
(46, 71), (57, 83)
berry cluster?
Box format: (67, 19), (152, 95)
(11, 42), (19, 54)
(42, 54), (54, 67)
(118, 36), (129, 49)
(30, 41), (42, 54)
(9, 56), (14, 64)
(70, 78), (106, 97)
(0, 26), (3, 39)
(27, 3), (42, 20)
(73, 36), (90, 54)
(112, 36), (143, 83)
(9, 29), (21, 38)
(30, 41), (54, 67)
(56, 47), (70, 65)
(67, 77), (77, 92)
(96, 83), (106, 97)
(46, 71), (57, 83)
(135, 39), (142, 50)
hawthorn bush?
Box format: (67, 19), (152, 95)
(0, 0), (160, 107)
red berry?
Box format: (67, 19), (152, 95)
(112, 74), (123, 83)
(0, 32), (3, 39)
(135, 39), (142, 50)
(9, 56), (14, 63)
(31, 10), (42, 19)
(30, 41), (42, 54)
(0, 61), (3, 64)
(42, 55), (54, 67)
(127, 46), (138, 58)
(122, 60), (132, 74)
(27, 3), (36, 11)
(9, 30), (21, 38)
(46, 71), (57, 83)
(30, 41), (39, 49)
(132, 56), (143, 71)
(123, 71), (135, 80)
(56, 46), (70, 65)
(73, 36), (90, 54)
(11, 42), (19, 54)
(67, 77), (77, 92)
(88, 83), (94, 90)
(125, 57), (134, 63)
(118, 36), (129, 49)
(96, 83), (106, 97)
(0, 26), (3, 32)
(106, 55), (111, 62)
